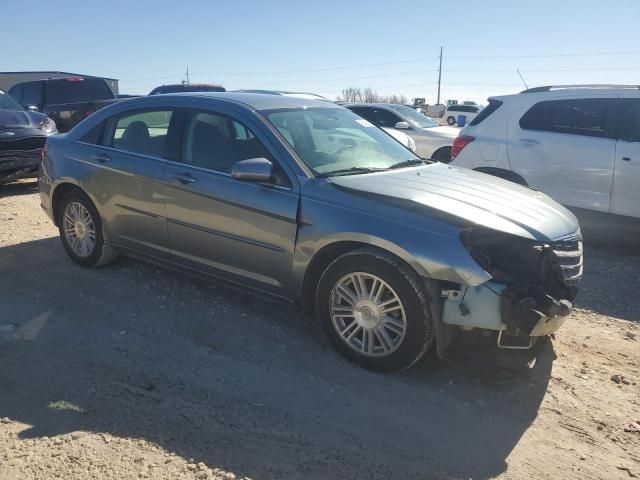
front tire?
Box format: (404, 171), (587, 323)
(315, 248), (434, 372)
(446, 116), (456, 126)
(57, 190), (117, 268)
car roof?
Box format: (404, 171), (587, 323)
(493, 84), (640, 102)
(124, 92), (344, 111)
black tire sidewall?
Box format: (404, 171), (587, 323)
(316, 251), (434, 372)
(57, 190), (105, 268)
(433, 147), (452, 163)
(447, 116), (456, 125)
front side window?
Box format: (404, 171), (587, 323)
(111, 110), (173, 157)
(520, 98), (613, 138)
(264, 107), (420, 176)
(182, 111), (273, 173)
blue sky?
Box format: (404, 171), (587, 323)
(3, 0), (640, 103)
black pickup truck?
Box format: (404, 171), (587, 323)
(8, 77), (120, 133)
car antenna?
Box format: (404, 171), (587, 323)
(516, 69), (529, 89)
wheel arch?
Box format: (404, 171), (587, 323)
(301, 237), (429, 317)
(50, 181), (85, 226)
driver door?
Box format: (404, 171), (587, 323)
(164, 108), (300, 295)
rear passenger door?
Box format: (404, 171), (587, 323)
(612, 97), (640, 218)
(507, 97), (616, 212)
(78, 108), (177, 258)
(164, 108), (299, 295)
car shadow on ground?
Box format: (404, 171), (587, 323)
(0, 180), (38, 198)
(1, 237), (554, 479)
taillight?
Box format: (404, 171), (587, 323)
(451, 135), (475, 160)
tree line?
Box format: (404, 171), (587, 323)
(336, 87), (408, 104)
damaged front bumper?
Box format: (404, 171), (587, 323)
(441, 229), (583, 349)
(0, 134), (46, 183)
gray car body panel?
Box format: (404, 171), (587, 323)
(40, 93), (580, 304)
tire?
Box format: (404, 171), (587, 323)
(57, 189), (117, 268)
(315, 248), (434, 372)
(446, 116), (456, 126)
(431, 147), (452, 163)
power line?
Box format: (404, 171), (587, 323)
(447, 50), (640, 59)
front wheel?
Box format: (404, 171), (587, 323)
(315, 248), (434, 372)
(446, 116), (456, 126)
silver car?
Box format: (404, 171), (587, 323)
(346, 103), (458, 161)
(39, 93), (583, 372)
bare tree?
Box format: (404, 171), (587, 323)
(336, 87), (408, 104)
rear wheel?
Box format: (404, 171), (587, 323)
(431, 147), (452, 163)
(315, 248), (434, 372)
(57, 190), (117, 268)
(446, 116), (456, 126)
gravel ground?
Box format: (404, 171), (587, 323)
(0, 181), (639, 480)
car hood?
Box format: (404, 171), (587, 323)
(0, 109), (46, 129)
(329, 163), (580, 242)
(423, 125), (458, 138)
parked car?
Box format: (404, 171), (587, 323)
(346, 103), (457, 161)
(0, 89), (56, 183)
(238, 91), (418, 152)
(450, 85), (640, 221)
(444, 104), (483, 125)
(149, 84), (226, 95)
(40, 93), (582, 372)
(8, 77), (119, 133)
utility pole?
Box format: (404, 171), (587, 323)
(436, 46), (443, 105)
(185, 66), (190, 85)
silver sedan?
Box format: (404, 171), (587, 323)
(39, 93), (582, 372)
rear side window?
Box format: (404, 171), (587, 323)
(46, 79), (113, 105)
(469, 100), (502, 126)
(618, 98), (640, 143)
(111, 110), (174, 157)
(520, 98), (613, 138)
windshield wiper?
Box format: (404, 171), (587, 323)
(316, 166), (389, 177)
(388, 159), (425, 169)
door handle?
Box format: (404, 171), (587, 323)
(91, 153), (110, 163)
(173, 173), (197, 184)
(519, 138), (540, 146)
(622, 156), (631, 162)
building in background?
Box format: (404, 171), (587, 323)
(0, 71), (118, 94)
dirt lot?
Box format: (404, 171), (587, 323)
(1, 181), (639, 480)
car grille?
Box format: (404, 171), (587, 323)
(0, 136), (46, 152)
(551, 241), (583, 286)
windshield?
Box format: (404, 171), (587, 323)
(388, 105), (438, 129)
(0, 90), (24, 111)
(263, 107), (420, 176)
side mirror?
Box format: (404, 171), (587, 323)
(26, 105), (40, 112)
(394, 121), (410, 130)
(231, 157), (273, 182)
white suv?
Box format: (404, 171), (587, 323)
(450, 85), (640, 220)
